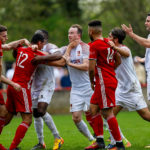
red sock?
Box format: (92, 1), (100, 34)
(9, 122), (29, 150)
(0, 117), (5, 134)
(85, 112), (93, 128)
(85, 112), (103, 137)
(0, 144), (7, 150)
(92, 113), (103, 137)
(107, 116), (122, 141)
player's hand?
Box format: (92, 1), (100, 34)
(23, 39), (31, 47)
(134, 56), (143, 63)
(121, 24), (133, 35)
(68, 40), (80, 49)
(31, 44), (38, 51)
(64, 55), (71, 65)
(12, 83), (21, 92)
(91, 83), (95, 91)
(108, 41), (117, 50)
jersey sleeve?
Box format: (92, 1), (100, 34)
(58, 46), (67, 55)
(45, 43), (59, 54)
(89, 44), (97, 60)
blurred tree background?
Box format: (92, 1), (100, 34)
(0, 0), (150, 61)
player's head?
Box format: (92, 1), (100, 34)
(35, 29), (49, 44)
(145, 13), (150, 31)
(0, 25), (8, 44)
(109, 27), (126, 44)
(68, 24), (82, 43)
(31, 33), (45, 50)
(88, 20), (102, 41)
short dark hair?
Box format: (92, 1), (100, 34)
(71, 24), (82, 37)
(31, 33), (44, 44)
(0, 25), (7, 33)
(88, 20), (102, 27)
(111, 27), (126, 44)
(35, 29), (49, 41)
(147, 13), (150, 16)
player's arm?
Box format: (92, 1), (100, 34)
(1, 75), (21, 91)
(122, 24), (150, 48)
(89, 59), (96, 90)
(114, 52), (121, 69)
(108, 41), (130, 57)
(2, 39), (30, 50)
(66, 57), (89, 71)
(134, 56), (145, 63)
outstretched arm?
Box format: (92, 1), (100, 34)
(108, 41), (130, 57)
(122, 24), (150, 48)
(1, 75), (21, 91)
(2, 39), (30, 50)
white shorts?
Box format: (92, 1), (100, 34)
(116, 87), (147, 111)
(70, 89), (93, 112)
(147, 71), (150, 100)
(32, 89), (54, 109)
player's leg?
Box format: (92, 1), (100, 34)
(9, 112), (32, 150)
(102, 107), (125, 150)
(32, 108), (45, 150)
(72, 110), (95, 142)
(85, 104), (105, 150)
(38, 102), (63, 150)
(137, 107), (150, 121)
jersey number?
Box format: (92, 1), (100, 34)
(107, 48), (114, 64)
(17, 52), (28, 68)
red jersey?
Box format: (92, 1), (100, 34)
(89, 38), (117, 86)
(12, 46), (44, 88)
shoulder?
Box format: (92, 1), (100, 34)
(80, 41), (89, 51)
(121, 45), (130, 52)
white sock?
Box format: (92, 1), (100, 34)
(76, 120), (94, 141)
(119, 127), (125, 139)
(42, 112), (60, 139)
(34, 117), (44, 144)
(108, 125), (125, 145)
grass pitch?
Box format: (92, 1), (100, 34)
(1, 111), (150, 150)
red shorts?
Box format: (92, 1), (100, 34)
(6, 85), (32, 114)
(0, 92), (5, 105)
(90, 84), (116, 109)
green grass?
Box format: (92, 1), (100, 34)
(1, 111), (150, 150)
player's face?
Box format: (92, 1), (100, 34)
(108, 33), (113, 41)
(38, 41), (45, 50)
(68, 27), (80, 43)
(88, 27), (94, 41)
(145, 16), (150, 31)
(0, 31), (8, 44)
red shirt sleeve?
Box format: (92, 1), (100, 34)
(89, 44), (97, 60)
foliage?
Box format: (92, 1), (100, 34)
(0, 0), (150, 61)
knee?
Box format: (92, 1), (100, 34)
(0, 105), (8, 117)
(72, 115), (81, 123)
(33, 109), (46, 118)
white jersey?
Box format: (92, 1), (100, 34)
(115, 45), (141, 95)
(60, 42), (92, 91)
(31, 43), (58, 99)
(145, 34), (150, 71)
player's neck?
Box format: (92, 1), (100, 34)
(94, 35), (103, 41)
